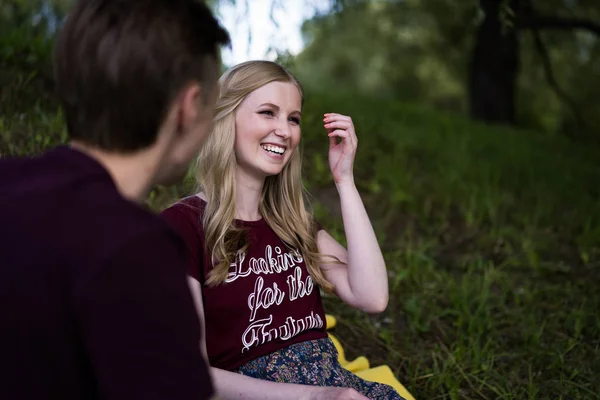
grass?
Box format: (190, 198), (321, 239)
(300, 93), (600, 399)
(2, 92), (599, 399)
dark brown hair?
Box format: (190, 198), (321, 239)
(53, 0), (230, 151)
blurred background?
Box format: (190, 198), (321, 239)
(1, 1), (599, 398)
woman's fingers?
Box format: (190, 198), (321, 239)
(324, 113), (357, 142)
(327, 129), (351, 140)
(324, 113), (352, 122)
(324, 120), (352, 131)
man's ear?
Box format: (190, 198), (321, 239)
(177, 82), (203, 135)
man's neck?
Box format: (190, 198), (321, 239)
(70, 142), (156, 203)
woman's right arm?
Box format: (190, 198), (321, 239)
(186, 277), (368, 400)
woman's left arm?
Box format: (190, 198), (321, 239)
(317, 113), (389, 313)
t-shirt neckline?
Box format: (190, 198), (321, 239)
(192, 195), (267, 227)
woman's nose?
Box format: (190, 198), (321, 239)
(274, 125), (291, 138)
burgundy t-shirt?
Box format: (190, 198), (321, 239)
(161, 195), (329, 371)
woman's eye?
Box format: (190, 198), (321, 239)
(260, 110), (275, 117)
(289, 117), (301, 125)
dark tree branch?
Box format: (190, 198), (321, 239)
(520, 16), (600, 37)
(530, 27), (584, 131)
(521, 0), (585, 133)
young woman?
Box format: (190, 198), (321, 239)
(161, 61), (404, 400)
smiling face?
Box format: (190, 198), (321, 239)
(234, 81), (302, 181)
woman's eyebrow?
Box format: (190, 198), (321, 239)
(257, 102), (279, 110)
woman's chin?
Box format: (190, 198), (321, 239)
(263, 168), (284, 177)
(257, 161), (287, 177)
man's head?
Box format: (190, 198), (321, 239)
(54, 0), (230, 185)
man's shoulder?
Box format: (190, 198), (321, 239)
(0, 152), (38, 191)
(161, 195), (204, 216)
(160, 195), (205, 228)
(79, 191), (180, 256)
(0, 148), (178, 261)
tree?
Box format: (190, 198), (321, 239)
(292, 0), (600, 138)
(4, 0), (600, 139)
(468, 0), (600, 135)
(468, 0), (519, 124)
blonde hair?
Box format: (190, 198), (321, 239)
(196, 60), (334, 292)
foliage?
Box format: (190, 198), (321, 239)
(0, 0), (71, 115)
(293, 1), (476, 112)
(292, 0), (600, 139)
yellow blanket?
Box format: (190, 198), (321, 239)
(326, 314), (416, 400)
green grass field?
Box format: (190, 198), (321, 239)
(2, 92), (599, 399)
(300, 93), (600, 399)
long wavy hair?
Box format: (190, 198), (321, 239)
(196, 60), (335, 292)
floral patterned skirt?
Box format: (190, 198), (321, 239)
(233, 337), (405, 400)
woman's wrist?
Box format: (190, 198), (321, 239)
(334, 177), (356, 193)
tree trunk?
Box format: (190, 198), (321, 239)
(468, 0), (519, 125)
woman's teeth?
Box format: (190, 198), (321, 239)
(261, 144), (285, 155)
